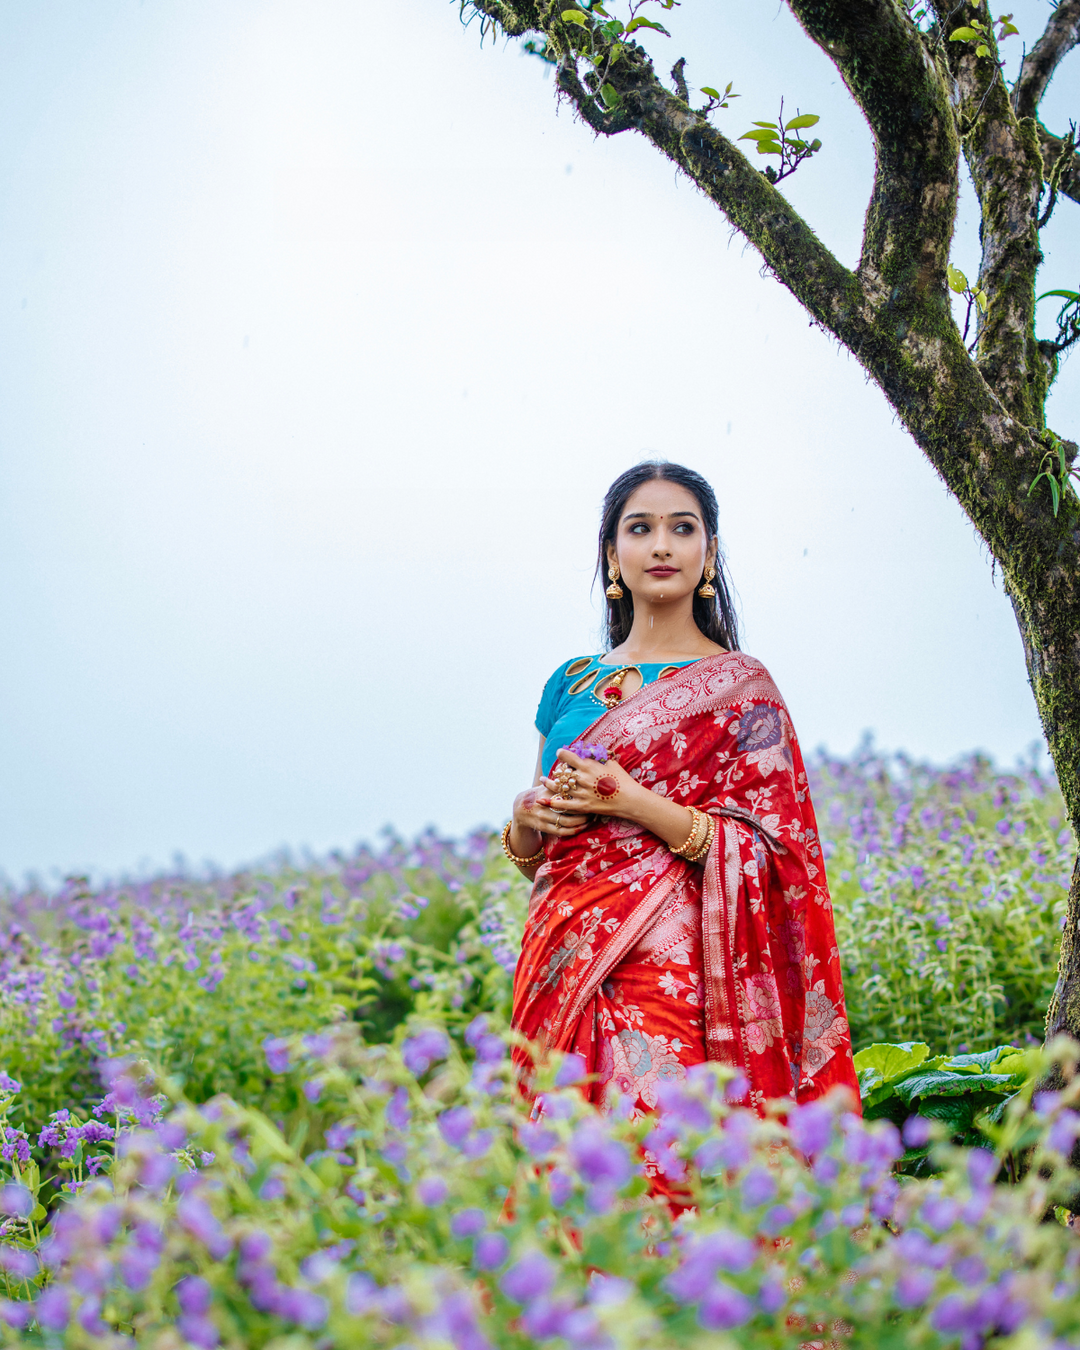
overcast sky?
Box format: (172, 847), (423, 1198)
(0, 0), (1077, 882)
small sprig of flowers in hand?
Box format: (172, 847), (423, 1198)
(542, 745), (638, 818)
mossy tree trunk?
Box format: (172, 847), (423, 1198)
(462, 0), (1080, 1049)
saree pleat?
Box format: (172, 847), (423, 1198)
(511, 651), (859, 1121)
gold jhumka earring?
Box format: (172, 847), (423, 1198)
(698, 565), (717, 599)
(606, 563), (624, 600)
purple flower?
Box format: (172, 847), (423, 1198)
(967, 1148), (998, 1188)
(34, 1286), (71, 1331)
(519, 1123), (558, 1159)
(760, 1204), (794, 1237)
(177, 1276), (212, 1316)
(549, 1168), (573, 1208)
(656, 1081), (712, 1133)
(474, 1233), (509, 1271)
(555, 1054), (588, 1087)
(696, 1111), (754, 1172)
(568, 1121), (633, 1188)
(402, 1028), (450, 1077)
(0, 1299), (31, 1329)
(698, 1281), (753, 1331)
(0, 1073), (21, 1094)
(177, 1195), (231, 1258)
(119, 1244), (158, 1291)
(177, 1314), (219, 1349)
(386, 1088), (411, 1132)
(666, 1230), (756, 1303)
(757, 1275), (785, 1314)
(276, 1287), (329, 1328)
(462, 1128), (495, 1161)
(500, 1250), (555, 1303)
(302, 1078), (322, 1104)
(1048, 1108), (1080, 1154)
(954, 1255), (987, 1284)
(1, 1134), (29, 1166)
(263, 1037), (290, 1074)
(921, 1195), (960, 1233)
(902, 1115), (932, 1147)
(438, 1106), (475, 1150)
(466, 1016), (507, 1064)
(740, 1167), (776, 1207)
(325, 1122), (356, 1151)
(0, 1185), (31, 1218)
(451, 1208), (486, 1239)
(239, 1231), (272, 1262)
(895, 1269), (935, 1309)
(417, 1175), (448, 1206)
(789, 1100), (833, 1157)
(0, 1245), (37, 1277)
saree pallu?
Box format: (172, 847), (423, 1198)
(511, 651), (859, 1121)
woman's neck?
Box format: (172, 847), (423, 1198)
(607, 601), (725, 663)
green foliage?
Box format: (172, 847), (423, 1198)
(817, 745), (1070, 1054)
(738, 108), (821, 183)
(1027, 429), (1077, 517)
(5, 1028), (1080, 1345)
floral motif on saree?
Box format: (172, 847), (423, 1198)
(511, 651), (859, 1120)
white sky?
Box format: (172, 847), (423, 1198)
(0, 0), (1076, 881)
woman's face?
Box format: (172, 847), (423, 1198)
(608, 479), (717, 606)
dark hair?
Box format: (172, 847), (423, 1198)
(596, 461), (740, 651)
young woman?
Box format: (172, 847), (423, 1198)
(503, 461), (858, 1126)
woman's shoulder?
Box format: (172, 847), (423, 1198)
(535, 655), (600, 735)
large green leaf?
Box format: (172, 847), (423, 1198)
(891, 1069), (1016, 1103)
(853, 1041), (930, 1084)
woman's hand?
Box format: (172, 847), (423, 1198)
(510, 787), (589, 857)
(541, 748), (644, 821)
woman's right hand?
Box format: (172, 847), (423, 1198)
(511, 787), (590, 852)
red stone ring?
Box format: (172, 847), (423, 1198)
(594, 775), (620, 801)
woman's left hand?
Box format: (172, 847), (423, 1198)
(541, 748), (641, 820)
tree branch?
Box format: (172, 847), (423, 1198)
(1014, 0), (1080, 120)
(1037, 122), (1080, 206)
(929, 1), (1047, 424)
(788, 0), (959, 301)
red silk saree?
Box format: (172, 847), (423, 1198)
(511, 651), (859, 1119)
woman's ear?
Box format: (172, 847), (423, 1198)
(707, 537), (719, 568)
(606, 541), (619, 570)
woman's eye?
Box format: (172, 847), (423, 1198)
(628, 523), (649, 534)
(675, 523), (694, 534)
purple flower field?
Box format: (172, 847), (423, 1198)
(0, 744), (1072, 1345)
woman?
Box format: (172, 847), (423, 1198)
(503, 462), (858, 1126)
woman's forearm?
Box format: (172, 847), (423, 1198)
(616, 782), (698, 852)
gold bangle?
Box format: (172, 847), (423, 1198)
(671, 806), (707, 859)
(501, 821), (545, 868)
(685, 813), (715, 864)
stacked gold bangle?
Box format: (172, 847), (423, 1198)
(501, 822), (545, 869)
(671, 805), (715, 864)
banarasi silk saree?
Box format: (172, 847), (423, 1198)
(511, 651), (859, 1162)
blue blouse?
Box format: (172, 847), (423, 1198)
(535, 655), (698, 776)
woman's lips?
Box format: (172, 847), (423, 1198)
(646, 566), (678, 576)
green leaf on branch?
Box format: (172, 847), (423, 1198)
(975, 43), (991, 57)
(947, 263), (969, 293)
(700, 86), (721, 98)
(785, 113), (819, 130)
(949, 26), (980, 40)
(599, 82), (620, 108)
(625, 16), (669, 35)
(560, 9), (589, 24)
(740, 128), (780, 140)
(1038, 289), (1080, 303)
